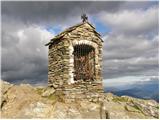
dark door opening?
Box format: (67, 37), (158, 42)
(73, 44), (95, 81)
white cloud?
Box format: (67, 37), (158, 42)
(98, 6), (158, 34)
(103, 34), (158, 59)
(102, 33), (158, 79)
(2, 25), (53, 84)
(103, 75), (158, 87)
(101, 5), (159, 80)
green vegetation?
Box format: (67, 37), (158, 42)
(112, 97), (129, 102)
(36, 88), (44, 95)
(124, 105), (142, 114)
(40, 93), (58, 105)
(155, 106), (159, 109)
(47, 94), (57, 100)
(132, 104), (141, 111)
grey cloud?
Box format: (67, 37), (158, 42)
(98, 5), (159, 36)
(1, 25), (53, 84)
(102, 33), (158, 79)
(119, 1), (158, 10)
(103, 33), (158, 60)
(1, 1), (159, 85)
(2, 1), (155, 27)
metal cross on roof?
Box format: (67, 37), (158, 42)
(81, 13), (88, 22)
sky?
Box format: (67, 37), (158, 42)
(1, 1), (159, 87)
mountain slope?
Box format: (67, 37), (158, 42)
(104, 80), (159, 102)
(1, 80), (159, 119)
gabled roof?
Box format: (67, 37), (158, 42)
(45, 21), (103, 46)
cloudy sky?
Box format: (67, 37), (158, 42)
(1, 1), (159, 87)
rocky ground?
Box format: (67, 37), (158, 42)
(1, 80), (159, 119)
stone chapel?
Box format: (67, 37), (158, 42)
(45, 14), (104, 100)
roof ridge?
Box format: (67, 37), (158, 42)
(45, 21), (102, 46)
(53, 21), (95, 40)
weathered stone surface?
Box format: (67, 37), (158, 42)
(1, 81), (42, 118)
(103, 93), (159, 119)
(1, 80), (14, 109)
(1, 81), (159, 119)
(42, 87), (55, 97)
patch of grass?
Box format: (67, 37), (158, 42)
(155, 106), (159, 109)
(47, 94), (57, 101)
(124, 105), (129, 111)
(132, 104), (141, 111)
(124, 105), (142, 113)
(42, 94), (58, 105)
(42, 94), (57, 105)
(112, 97), (129, 102)
(43, 93), (65, 103)
(36, 88), (44, 95)
(54, 91), (65, 103)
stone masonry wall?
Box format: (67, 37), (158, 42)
(48, 39), (70, 92)
(65, 23), (103, 101)
(48, 22), (103, 101)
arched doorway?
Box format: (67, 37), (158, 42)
(73, 44), (95, 81)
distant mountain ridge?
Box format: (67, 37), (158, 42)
(104, 80), (159, 102)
